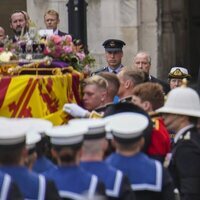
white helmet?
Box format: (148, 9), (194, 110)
(156, 86), (200, 117)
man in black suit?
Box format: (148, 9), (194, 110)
(44, 9), (67, 36)
(9, 11), (29, 42)
(133, 51), (170, 94)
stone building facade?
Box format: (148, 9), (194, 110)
(0, 0), (199, 81)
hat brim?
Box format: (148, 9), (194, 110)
(156, 107), (200, 118)
(168, 74), (191, 79)
(105, 48), (122, 52)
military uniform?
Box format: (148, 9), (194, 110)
(91, 39), (126, 75)
(32, 156), (56, 173)
(0, 166), (60, 200)
(81, 161), (135, 200)
(44, 166), (105, 200)
(106, 152), (174, 200)
(92, 64), (124, 75)
(0, 119), (60, 200)
(169, 125), (200, 200)
(45, 124), (106, 200)
(0, 172), (23, 200)
(104, 112), (175, 200)
(147, 116), (171, 163)
(69, 118), (135, 199)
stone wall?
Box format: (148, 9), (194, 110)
(27, 0), (68, 33)
(27, 0), (159, 76)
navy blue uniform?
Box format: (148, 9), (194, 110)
(169, 126), (200, 200)
(0, 171), (22, 200)
(81, 161), (135, 200)
(44, 165), (106, 199)
(106, 152), (175, 200)
(0, 166), (60, 200)
(32, 156), (56, 173)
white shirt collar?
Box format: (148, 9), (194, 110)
(174, 124), (195, 143)
(108, 65), (123, 73)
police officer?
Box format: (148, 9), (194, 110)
(0, 118), (61, 200)
(68, 118), (136, 200)
(156, 83), (200, 200)
(105, 112), (175, 200)
(44, 124), (106, 200)
(92, 39), (126, 75)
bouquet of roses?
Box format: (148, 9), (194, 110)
(43, 35), (95, 72)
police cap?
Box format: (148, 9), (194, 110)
(102, 39), (126, 52)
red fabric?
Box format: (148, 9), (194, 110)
(147, 117), (171, 156)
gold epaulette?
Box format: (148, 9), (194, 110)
(89, 111), (104, 118)
(151, 116), (160, 130)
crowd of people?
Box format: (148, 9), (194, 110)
(0, 8), (199, 200)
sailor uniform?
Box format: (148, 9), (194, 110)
(0, 166), (60, 200)
(45, 123), (106, 199)
(169, 125), (200, 200)
(32, 156), (56, 173)
(106, 152), (175, 200)
(0, 172), (22, 200)
(44, 166), (105, 200)
(81, 161), (136, 200)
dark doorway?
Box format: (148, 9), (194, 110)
(0, 0), (27, 37)
(188, 0), (200, 82)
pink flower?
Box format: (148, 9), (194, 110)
(51, 35), (62, 44)
(63, 46), (73, 53)
(76, 52), (85, 61)
(65, 35), (72, 43)
(0, 48), (4, 53)
(43, 47), (51, 55)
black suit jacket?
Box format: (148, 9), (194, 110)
(57, 30), (67, 36)
(149, 75), (170, 94)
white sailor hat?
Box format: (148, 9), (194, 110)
(105, 112), (149, 143)
(68, 118), (106, 140)
(26, 131), (42, 151)
(46, 125), (88, 147)
(0, 119), (27, 148)
(13, 118), (53, 135)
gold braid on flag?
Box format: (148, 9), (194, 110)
(6, 56), (52, 75)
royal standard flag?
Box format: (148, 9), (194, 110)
(0, 72), (83, 125)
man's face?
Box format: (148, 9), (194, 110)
(10, 12), (27, 36)
(162, 113), (181, 131)
(169, 78), (183, 90)
(44, 14), (59, 31)
(83, 84), (106, 111)
(105, 51), (123, 69)
(133, 53), (151, 74)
